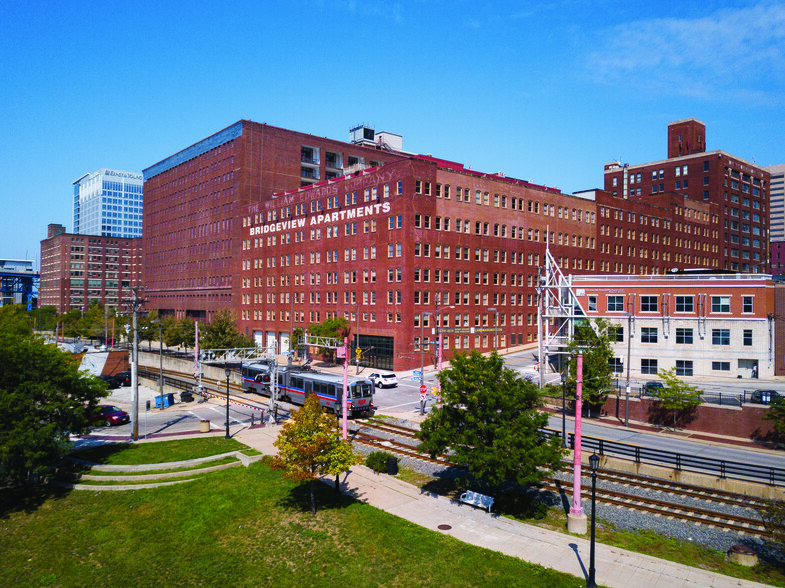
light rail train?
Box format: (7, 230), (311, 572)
(240, 362), (374, 416)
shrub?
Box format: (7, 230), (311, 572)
(365, 451), (398, 473)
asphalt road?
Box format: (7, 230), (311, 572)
(84, 348), (783, 475)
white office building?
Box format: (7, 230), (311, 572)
(768, 164), (785, 242)
(73, 168), (143, 238)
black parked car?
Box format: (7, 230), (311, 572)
(112, 371), (131, 387)
(750, 390), (781, 405)
(643, 381), (664, 396)
(97, 374), (120, 390)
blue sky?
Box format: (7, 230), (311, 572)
(1, 0), (783, 265)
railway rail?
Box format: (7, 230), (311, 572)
(353, 419), (772, 538)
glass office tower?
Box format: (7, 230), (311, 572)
(73, 168), (143, 238)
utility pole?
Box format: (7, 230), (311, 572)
(127, 287), (144, 441)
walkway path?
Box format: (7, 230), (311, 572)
(235, 424), (774, 588)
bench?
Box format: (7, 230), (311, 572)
(459, 490), (494, 513)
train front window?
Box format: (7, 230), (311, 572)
(351, 383), (373, 399)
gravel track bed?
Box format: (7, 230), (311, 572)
(354, 417), (780, 561)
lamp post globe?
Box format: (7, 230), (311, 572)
(588, 452), (600, 588)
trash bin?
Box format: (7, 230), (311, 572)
(200, 420), (210, 433)
(180, 390), (194, 403)
(154, 393), (176, 408)
(386, 456), (398, 475)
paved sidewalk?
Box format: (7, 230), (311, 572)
(235, 424), (773, 588)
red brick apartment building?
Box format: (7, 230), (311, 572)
(142, 121), (405, 319)
(143, 118), (772, 371)
(39, 223), (142, 313)
(604, 118), (770, 274)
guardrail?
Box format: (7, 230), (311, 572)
(543, 428), (785, 487)
(614, 380), (772, 408)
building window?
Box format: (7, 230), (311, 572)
(712, 361), (730, 372)
(711, 329), (730, 345)
(608, 357), (623, 373)
(711, 295), (731, 313)
(641, 327), (658, 343)
(675, 328), (693, 345)
(588, 296), (597, 312)
(743, 329), (753, 346)
(640, 296), (658, 312)
(607, 295), (624, 312)
(641, 359), (658, 375)
(675, 296), (693, 313)
(613, 326), (624, 343)
(742, 296), (753, 313)
(676, 360), (693, 377)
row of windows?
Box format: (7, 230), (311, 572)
(631, 326), (753, 346)
(610, 358), (695, 376)
(600, 294), (754, 314)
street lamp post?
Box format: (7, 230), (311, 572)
(224, 365), (231, 439)
(487, 307), (498, 353)
(588, 452), (600, 588)
(560, 371), (568, 448)
(420, 311), (432, 414)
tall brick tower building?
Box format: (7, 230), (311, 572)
(142, 121), (406, 319)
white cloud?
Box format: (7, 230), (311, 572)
(586, 2), (785, 102)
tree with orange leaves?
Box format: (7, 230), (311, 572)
(265, 394), (359, 514)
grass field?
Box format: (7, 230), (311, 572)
(1, 439), (587, 588)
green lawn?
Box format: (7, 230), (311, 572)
(2, 440), (587, 588)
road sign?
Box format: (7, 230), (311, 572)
(420, 384), (427, 395)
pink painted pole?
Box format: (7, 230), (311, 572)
(436, 332), (443, 407)
(342, 335), (349, 440)
(570, 353), (584, 516)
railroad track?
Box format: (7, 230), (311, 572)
(539, 477), (770, 537)
(354, 419), (771, 537)
(558, 466), (770, 510)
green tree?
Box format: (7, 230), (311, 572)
(137, 310), (161, 351)
(759, 499), (785, 557)
(656, 368), (702, 430)
(201, 309), (253, 350)
(291, 327), (304, 359)
(417, 351), (564, 489)
(763, 395), (785, 435)
(307, 316), (349, 363)
(81, 301), (108, 343)
(34, 306), (58, 332)
(59, 308), (84, 339)
(162, 317), (195, 351)
(566, 317), (616, 411)
(0, 305), (107, 483)
(265, 394), (360, 514)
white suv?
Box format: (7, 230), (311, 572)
(369, 372), (398, 388)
